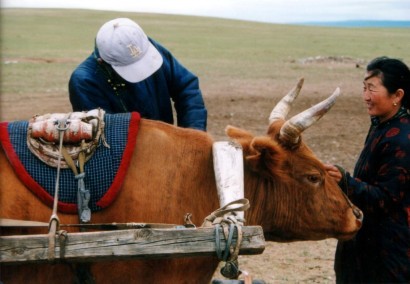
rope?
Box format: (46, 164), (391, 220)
(204, 198), (250, 280)
(215, 222), (244, 279)
(202, 198), (249, 227)
(48, 115), (92, 260)
(48, 117), (70, 260)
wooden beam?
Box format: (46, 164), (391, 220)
(0, 226), (265, 264)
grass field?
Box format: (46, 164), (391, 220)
(1, 8), (409, 105)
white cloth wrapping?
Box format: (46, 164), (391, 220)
(212, 141), (244, 220)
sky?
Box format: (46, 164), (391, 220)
(2, 0), (410, 24)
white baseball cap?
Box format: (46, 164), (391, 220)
(96, 18), (163, 83)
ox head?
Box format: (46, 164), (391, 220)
(226, 78), (363, 242)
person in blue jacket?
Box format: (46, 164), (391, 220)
(325, 56), (410, 283)
(69, 18), (244, 222)
(69, 18), (207, 131)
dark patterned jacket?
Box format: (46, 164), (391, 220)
(335, 107), (410, 283)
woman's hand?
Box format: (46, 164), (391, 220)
(324, 163), (342, 183)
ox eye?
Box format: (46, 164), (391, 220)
(307, 175), (321, 184)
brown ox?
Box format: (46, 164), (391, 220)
(0, 80), (362, 283)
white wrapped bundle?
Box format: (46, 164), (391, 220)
(212, 141), (244, 220)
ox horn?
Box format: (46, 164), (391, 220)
(269, 78), (304, 124)
(279, 87), (341, 145)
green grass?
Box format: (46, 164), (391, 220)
(1, 8), (409, 108)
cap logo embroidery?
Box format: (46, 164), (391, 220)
(127, 44), (142, 58)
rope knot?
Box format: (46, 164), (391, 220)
(206, 199), (250, 280)
(75, 172), (86, 180)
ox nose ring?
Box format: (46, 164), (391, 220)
(353, 207), (363, 222)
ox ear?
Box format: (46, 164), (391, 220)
(247, 137), (286, 178)
(226, 125), (254, 152)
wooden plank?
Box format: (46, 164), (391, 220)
(0, 226), (265, 264)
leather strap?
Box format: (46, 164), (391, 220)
(62, 143), (91, 223)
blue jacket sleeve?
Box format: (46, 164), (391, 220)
(152, 40), (207, 131)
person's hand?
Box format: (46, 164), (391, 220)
(324, 163), (342, 183)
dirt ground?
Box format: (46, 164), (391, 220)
(1, 57), (369, 283)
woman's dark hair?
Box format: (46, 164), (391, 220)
(366, 56), (410, 109)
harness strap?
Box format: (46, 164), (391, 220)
(61, 143), (91, 223)
(61, 146), (78, 175)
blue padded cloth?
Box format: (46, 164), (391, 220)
(7, 112), (132, 212)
